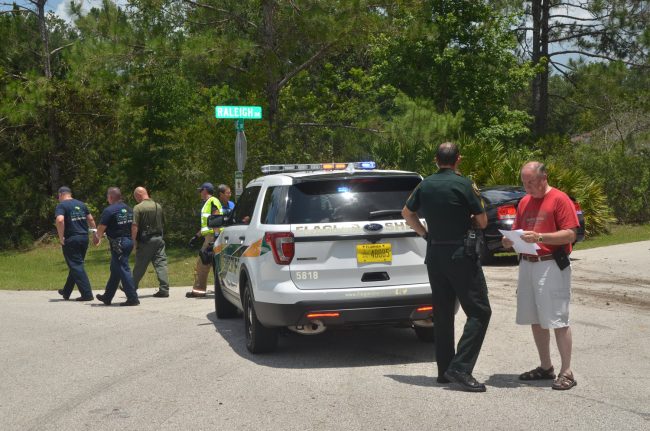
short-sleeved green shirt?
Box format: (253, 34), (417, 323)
(133, 199), (164, 236)
(405, 168), (484, 241)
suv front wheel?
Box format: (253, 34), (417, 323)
(242, 279), (278, 353)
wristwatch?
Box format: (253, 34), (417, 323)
(537, 234), (543, 243)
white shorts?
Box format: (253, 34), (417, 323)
(516, 259), (572, 329)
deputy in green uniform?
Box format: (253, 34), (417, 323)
(402, 142), (492, 392)
(131, 186), (169, 298)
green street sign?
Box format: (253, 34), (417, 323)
(215, 105), (262, 120)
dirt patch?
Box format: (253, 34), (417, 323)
(572, 286), (650, 310)
(483, 240), (650, 311)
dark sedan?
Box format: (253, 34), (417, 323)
(479, 186), (585, 263)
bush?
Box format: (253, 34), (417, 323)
(545, 163), (616, 237)
(572, 146), (650, 223)
(460, 139), (614, 237)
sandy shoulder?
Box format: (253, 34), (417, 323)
(483, 240), (650, 310)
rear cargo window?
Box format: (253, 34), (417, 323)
(285, 176), (421, 223)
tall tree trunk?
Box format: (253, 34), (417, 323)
(538, 0), (550, 135)
(531, 0), (549, 136)
(531, 0), (550, 136)
(262, 0), (280, 145)
(435, 1), (450, 111)
(36, 0), (51, 80)
(35, 0), (61, 193)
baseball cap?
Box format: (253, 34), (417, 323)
(197, 182), (214, 193)
(57, 186), (72, 195)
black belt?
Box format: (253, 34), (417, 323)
(429, 240), (464, 246)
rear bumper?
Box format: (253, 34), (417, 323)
(254, 294), (434, 327)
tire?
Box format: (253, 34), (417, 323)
(413, 325), (435, 343)
(242, 281), (278, 353)
(214, 268), (238, 319)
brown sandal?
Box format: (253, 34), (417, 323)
(552, 374), (577, 390)
(186, 291), (206, 298)
(519, 366), (556, 381)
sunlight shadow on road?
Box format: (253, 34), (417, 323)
(206, 311), (436, 369)
(384, 374), (436, 387)
(485, 373), (552, 389)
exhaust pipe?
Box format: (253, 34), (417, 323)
(412, 318), (433, 328)
(288, 320), (327, 335)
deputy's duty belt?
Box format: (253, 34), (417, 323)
(429, 240), (464, 246)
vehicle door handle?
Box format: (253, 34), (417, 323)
(223, 236), (229, 243)
(239, 236), (246, 242)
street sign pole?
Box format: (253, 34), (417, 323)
(234, 171), (244, 198)
(214, 105), (262, 201)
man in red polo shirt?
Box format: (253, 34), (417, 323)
(502, 161), (580, 390)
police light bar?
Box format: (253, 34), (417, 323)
(261, 161), (376, 174)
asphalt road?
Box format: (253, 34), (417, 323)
(1, 242), (649, 430)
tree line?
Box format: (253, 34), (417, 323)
(1, 0), (649, 248)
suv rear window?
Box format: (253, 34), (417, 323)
(481, 188), (526, 204)
(281, 176), (421, 224)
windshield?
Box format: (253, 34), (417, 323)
(286, 176), (421, 223)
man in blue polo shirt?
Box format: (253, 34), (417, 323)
(55, 186), (96, 301)
(93, 187), (140, 306)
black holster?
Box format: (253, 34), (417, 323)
(552, 247), (571, 270)
(199, 242), (215, 265)
(463, 229), (483, 260)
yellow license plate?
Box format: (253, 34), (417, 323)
(357, 243), (392, 263)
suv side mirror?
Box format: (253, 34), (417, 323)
(208, 214), (231, 228)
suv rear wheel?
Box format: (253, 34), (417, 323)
(242, 279), (278, 353)
(214, 269), (238, 318)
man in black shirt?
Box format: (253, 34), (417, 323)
(54, 186), (96, 301)
(93, 187), (139, 306)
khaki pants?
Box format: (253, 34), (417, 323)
(133, 236), (169, 293)
(192, 236), (213, 294)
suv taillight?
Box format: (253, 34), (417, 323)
(497, 204), (517, 220)
(265, 232), (295, 265)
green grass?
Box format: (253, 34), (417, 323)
(0, 241), (197, 291)
(1, 223), (649, 290)
(573, 223), (650, 250)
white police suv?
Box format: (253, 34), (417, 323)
(210, 162), (433, 353)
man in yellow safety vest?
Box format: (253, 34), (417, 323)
(186, 182), (222, 298)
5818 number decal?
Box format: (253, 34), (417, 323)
(294, 271), (319, 280)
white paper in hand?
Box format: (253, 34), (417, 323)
(499, 229), (540, 255)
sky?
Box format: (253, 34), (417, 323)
(49, 0), (112, 22)
(3, 1), (112, 22)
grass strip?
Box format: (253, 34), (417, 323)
(574, 223), (650, 250)
(0, 241), (197, 291)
